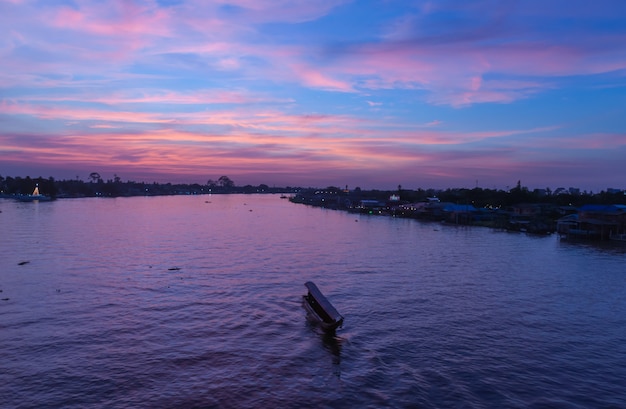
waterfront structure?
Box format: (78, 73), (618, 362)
(557, 204), (626, 240)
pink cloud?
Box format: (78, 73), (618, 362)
(27, 89), (291, 106)
(51, 2), (171, 38)
(202, 0), (349, 24)
(289, 63), (353, 92)
(319, 41), (569, 105)
(1, 101), (173, 124)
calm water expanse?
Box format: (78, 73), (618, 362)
(1, 195), (625, 408)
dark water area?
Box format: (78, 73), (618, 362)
(1, 195), (625, 408)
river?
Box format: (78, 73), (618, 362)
(1, 194), (625, 408)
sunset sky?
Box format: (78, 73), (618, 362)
(1, 0), (625, 191)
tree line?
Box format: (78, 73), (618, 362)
(0, 174), (298, 198)
(0, 174), (623, 207)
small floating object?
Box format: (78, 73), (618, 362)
(1, 298), (9, 301)
(302, 281), (344, 332)
(168, 267), (181, 271)
(18, 261), (30, 266)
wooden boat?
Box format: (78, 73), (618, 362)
(302, 281), (344, 331)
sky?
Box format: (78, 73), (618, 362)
(1, 0), (625, 192)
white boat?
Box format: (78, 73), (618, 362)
(16, 184), (52, 202)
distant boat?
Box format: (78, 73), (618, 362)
(16, 184), (52, 202)
(302, 281), (344, 332)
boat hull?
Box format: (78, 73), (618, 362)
(303, 296), (343, 331)
(16, 194), (52, 202)
(302, 281), (344, 332)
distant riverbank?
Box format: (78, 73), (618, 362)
(289, 188), (626, 241)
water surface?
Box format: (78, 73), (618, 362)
(1, 195), (625, 408)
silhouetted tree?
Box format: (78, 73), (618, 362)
(218, 176), (234, 189)
(89, 172), (101, 183)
